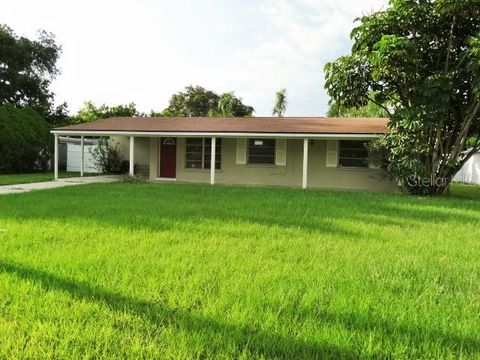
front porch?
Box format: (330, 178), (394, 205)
(50, 116), (396, 191)
(52, 134), (394, 191)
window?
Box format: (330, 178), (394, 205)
(248, 139), (275, 164)
(338, 140), (369, 168)
(185, 138), (221, 169)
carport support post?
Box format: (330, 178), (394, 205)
(210, 137), (216, 185)
(302, 138), (308, 189)
(80, 135), (84, 177)
(54, 134), (59, 180)
(129, 136), (135, 176)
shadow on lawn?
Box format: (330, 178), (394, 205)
(3, 261), (479, 358)
(295, 305), (480, 356)
(0, 261), (361, 359)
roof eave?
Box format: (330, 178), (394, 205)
(50, 129), (384, 139)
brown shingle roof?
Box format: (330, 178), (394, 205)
(54, 117), (389, 135)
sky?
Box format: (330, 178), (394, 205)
(1, 0), (388, 116)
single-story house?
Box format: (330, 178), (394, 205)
(51, 117), (397, 191)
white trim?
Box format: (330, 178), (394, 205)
(326, 140), (339, 168)
(302, 138), (308, 189)
(210, 137), (216, 185)
(275, 139), (287, 166)
(236, 138), (247, 164)
(156, 177), (177, 182)
(129, 136), (134, 176)
(59, 136), (99, 145)
(51, 130), (381, 140)
(80, 135), (84, 177)
(54, 134), (59, 180)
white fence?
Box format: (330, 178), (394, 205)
(66, 143), (101, 173)
(454, 152), (480, 184)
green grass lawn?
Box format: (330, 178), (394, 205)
(0, 183), (479, 359)
(0, 171), (99, 186)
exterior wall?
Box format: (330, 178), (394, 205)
(149, 138), (158, 179)
(111, 136), (150, 166)
(306, 140), (394, 191)
(138, 137), (396, 192)
(175, 138), (303, 186)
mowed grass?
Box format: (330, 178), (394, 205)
(0, 183), (479, 359)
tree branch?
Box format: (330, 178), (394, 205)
(448, 100), (480, 164)
(445, 15), (456, 72)
(363, 94), (392, 116)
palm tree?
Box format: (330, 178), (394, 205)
(272, 89), (287, 117)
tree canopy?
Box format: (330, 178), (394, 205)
(0, 25), (61, 117)
(73, 101), (142, 123)
(327, 99), (388, 118)
(159, 85), (254, 117)
(325, 0), (480, 194)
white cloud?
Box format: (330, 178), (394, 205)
(218, 0), (388, 115)
(1, 0), (388, 116)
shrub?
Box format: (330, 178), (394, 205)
(90, 139), (125, 174)
(0, 104), (52, 173)
(119, 160), (130, 174)
(122, 174), (147, 183)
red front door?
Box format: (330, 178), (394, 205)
(160, 138), (176, 178)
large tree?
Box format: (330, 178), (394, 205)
(325, 0), (480, 195)
(0, 25), (61, 119)
(160, 85), (254, 117)
(210, 92), (254, 117)
(73, 101), (143, 123)
(327, 99), (388, 118)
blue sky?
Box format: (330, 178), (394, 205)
(2, 0), (387, 116)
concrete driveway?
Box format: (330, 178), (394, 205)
(0, 175), (121, 195)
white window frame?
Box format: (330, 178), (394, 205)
(185, 138), (221, 170)
(338, 140), (369, 168)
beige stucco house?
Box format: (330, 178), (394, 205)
(51, 117), (397, 192)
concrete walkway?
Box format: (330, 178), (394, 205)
(0, 175), (121, 195)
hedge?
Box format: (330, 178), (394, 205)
(0, 104), (52, 173)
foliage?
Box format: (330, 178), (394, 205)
(272, 88), (287, 117)
(122, 174), (147, 183)
(0, 24), (62, 123)
(163, 85), (219, 116)
(325, 0), (480, 195)
(45, 102), (73, 127)
(216, 92), (237, 117)
(217, 92), (254, 117)
(73, 101), (143, 123)
(327, 99), (388, 117)
(89, 139), (125, 174)
(162, 85), (254, 117)
(0, 183), (479, 358)
(149, 108), (179, 117)
(0, 104), (51, 173)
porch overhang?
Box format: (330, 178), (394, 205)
(50, 129), (382, 140)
